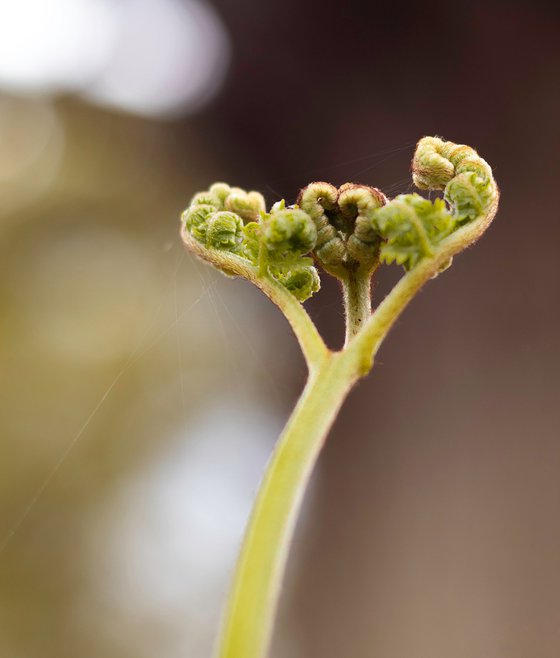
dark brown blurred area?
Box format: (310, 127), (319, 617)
(0, 0), (559, 657)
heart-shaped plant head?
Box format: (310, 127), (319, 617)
(181, 136), (498, 306)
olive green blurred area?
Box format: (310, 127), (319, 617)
(1, 1), (560, 657)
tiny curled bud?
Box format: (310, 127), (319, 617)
(262, 206), (317, 257)
(412, 137), (493, 190)
(207, 182), (231, 206)
(373, 194), (454, 270)
(297, 182), (345, 267)
(225, 190), (266, 222)
(182, 203), (215, 244)
(338, 183), (387, 266)
(206, 211), (244, 250)
(257, 202), (320, 302)
(412, 136), (496, 223)
(270, 262), (320, 302)
(411, 136), (455, 190)
(297, 182), (386, 274)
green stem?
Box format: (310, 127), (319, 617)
(215, 265), (428, 658)
(342, 269), (372, 346)
(350, 261), (434, 363)
(216, 349), (362, 658)
(348, 206), (500, 370)
(181, 228), (327, 370)
(258, 275), (327, 371)
(214, 209), (500, 658)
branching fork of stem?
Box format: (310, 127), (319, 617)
(209, 192), (498, 658)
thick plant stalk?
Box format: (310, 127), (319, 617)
(214, 254), (453, 658)
(216, 349), (362, 658)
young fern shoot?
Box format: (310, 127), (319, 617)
(180, 136), (499, 658)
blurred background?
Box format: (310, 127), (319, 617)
(0, 0), (559, 656)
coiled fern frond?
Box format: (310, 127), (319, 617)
(371, 136), (498, 270)
(297, 182), (387, 277)
(182, 184), (320, 301)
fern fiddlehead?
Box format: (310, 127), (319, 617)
(182, 183), (320, 302)
(371, 136), (498, 271)
(297, 181), (387, 277)
(180, 137), (499, 658)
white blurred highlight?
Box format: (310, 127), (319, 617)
(88, 403), (280, 656)
(0, 0), (230, 118)
(0, 0), (117, 92)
